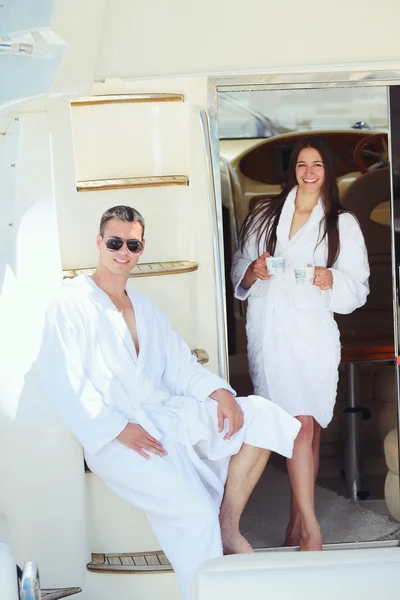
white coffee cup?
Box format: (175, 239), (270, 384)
(266, 256), (286, 275)
(294, 266), (315, 285)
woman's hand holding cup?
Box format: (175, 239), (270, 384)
(252, 252), (273, 281)
(312, 266), (333, 290)
(241, 252), (272, 289)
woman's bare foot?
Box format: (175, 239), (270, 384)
(284, 521), (301, 547)
(221, 531), (255, 555)
(284, 533), (301, 547)
(299, 526), (322, 551)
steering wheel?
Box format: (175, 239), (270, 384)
(353, 133), (389, 174)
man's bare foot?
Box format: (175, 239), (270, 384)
(221, 531), (255, 555)
(299, 527), (322, 551)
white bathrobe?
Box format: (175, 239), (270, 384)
(231, 187), (370, 428)
(39, 274), (300, 600)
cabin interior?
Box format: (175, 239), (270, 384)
(217, 84), (400, 546)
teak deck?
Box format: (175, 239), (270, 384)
(87, 551), (173, 574)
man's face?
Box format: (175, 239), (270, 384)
(97, 218), (145, 277)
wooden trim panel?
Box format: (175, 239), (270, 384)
(77, 176), (189, 192)
(42, 588), (81, 600)
(87, 551), (173, 574)
(63, 261), (198, 279)
(341, 342), (395, 363)
(72, 93), (184, 107)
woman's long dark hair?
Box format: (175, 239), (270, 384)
(239, 136), (347, 268)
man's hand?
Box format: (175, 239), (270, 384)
(117, 423), (167, 460)
(210, 389), (244, 440)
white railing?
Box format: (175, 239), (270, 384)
(20, 561), (41, 600)
(0, 41), (33, 55)
(199, 110), (229, 380)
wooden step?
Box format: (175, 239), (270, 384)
(77, 175), (189, 192)
(63, 261), (198, 280)
(42, 588), (81, 600)
(87, 551), (173, 574)
(72, 93), (184, 107)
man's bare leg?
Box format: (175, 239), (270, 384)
(219, 444), (271, 554)
(284, 420), (321, 547)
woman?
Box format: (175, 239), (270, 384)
(231, 137), (370, 551)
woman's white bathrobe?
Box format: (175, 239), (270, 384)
(231, 187), (370, 428)
(39, 274), (300, 600)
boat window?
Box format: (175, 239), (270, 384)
(218, 87), (388, 139)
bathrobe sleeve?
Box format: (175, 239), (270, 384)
(39, 298), (128, 455)
(158, 308), (236, 401)
(231, 235), (267, 300)
(328, 212), (370, 314)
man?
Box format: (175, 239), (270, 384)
(39, 205), (300, 600)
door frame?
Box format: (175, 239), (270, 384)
(207, 68), (400, 531)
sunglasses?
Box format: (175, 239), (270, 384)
(104, 236), (144, 254)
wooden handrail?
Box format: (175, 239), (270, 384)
(72, 93), (184, 107)
(63, 261), (198, 280)
(77, 176), (189, 192)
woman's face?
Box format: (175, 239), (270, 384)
(295, 147), (325, 195)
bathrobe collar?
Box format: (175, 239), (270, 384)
(276, 186), (324, 251)
(76, 274), (139, 364)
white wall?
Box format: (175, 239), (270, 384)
(0, 114), (88, 588)
(0, 0), (107, 108)
(0, 39), (65, 107)
(72, 102), (188, 181)
(0, 541), (19, 600)
(0, 0), (53, 36)
(95, 0), (400, 79)
(2, 0), (400, 110)
(50, 0), (108, 95)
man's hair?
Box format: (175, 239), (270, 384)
(99, 205), (145, 237)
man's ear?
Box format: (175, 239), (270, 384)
(140, 239), (146, 255)
(96, 233), (102, 250)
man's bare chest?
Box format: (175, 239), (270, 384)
(121, 305), (140, 355)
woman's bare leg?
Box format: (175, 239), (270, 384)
(284, 420), (321, 546)
(284, 492), (301, 547)
(312, 420), (321, 479)
(285, 416), (322, 551)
